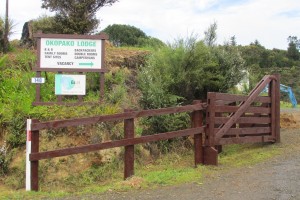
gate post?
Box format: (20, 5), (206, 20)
(192, 100), (203, 166)
(26, 119), (32, 191)
(274, 74), (280, 143)
(26, 119), (39, 191)
(124, 109), (135, 179)
(204, 93), (218, 165)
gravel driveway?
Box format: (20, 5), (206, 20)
(56, 109), (300, 200)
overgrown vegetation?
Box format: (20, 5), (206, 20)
(1, 15), (300, 196)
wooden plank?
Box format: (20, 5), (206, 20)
(203, 146), (218, 166)
(192, 100), (203, 166)
(274, 74), (280, 142)
(30, 127), (204, 161)
(215, 117), (271, 124)
(214, 127), (271, 135)
(31, 104), (205, 131)
(214, 93), (271, 103)
(206, 93), (216, 147)
(100, 72), (105, 101)
(215, 106), (271, 114)
(270, 79), (276, 140)
(124, 109), (135, 179)
(217, 135), (276, 145)
(30, 129), (39, 191)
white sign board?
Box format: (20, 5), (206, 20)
(31, 77), (45, 84)
(55, 74), (86, 95)
(40, 38), (102, 69)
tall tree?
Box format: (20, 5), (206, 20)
(102, 24), (147, 46)
(3, 0), (9, 53)
(287, 36), (300, 61)
(204, 21), (217, 47)
(41, 0), (118, 34)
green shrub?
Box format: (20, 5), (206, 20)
(137, 36), (245, 152)
(6, 115), (27, 148)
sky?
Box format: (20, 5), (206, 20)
(1, 0), (300, 50)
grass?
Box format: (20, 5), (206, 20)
(0, 141), (283, 199)
(280, 101), (299, 108)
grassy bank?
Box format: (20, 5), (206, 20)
(0, 138), (284, 199)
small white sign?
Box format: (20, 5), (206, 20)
(55, 74), (86, 95)
(31, 77), (45, 84)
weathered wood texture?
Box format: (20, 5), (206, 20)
(31, 104), (204, 131)
(124, 109), (135, 179)
(204, 75), (280, 165)
(27, 103), (206, 191)
(192, 100), (203, 166)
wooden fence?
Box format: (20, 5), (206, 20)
(25, 74), (281, 191)
(26, 101), (206, 191)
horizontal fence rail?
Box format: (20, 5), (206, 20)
(31, 104), (204, 131)
(26, 101), (206, 191)
(30, 127), (204, 161)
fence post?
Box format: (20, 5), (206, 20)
(203, 93), (218, 166)
(192, 100), (203, 166)
(26, 119), (39, 191)
(26, 119), (32, 191)
(124, 109), (135, 179)
(274, 74), (281, 143)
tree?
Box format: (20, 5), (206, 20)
(3, 0), (9, 53)
(287, 36), (300, 61)
(41, 0), (118, 34)
(230, 35), (237, 46)
(204, 21), (217, 47)
(0, 16), (16, 52)
(102, 24), (147, 46)
(31, 15), (57, 34)
(102, 24), (165, 47)
(137, 36), (245, 150)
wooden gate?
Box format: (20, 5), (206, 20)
(204, 74), (280, 165)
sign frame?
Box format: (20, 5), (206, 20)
(32, 32), (109, 106)
(34, 32), (108, 72)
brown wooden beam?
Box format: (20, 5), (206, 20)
(31, 104), (205, 131)
(215, 117), (271, 124)
(214, 93), (271, 103)
(30, 127), (204, 161)
(192, 100), (204, 166)
(217, 135), (275, 145)
(215, 106), (271, 114)
(124, 109), (135, 179)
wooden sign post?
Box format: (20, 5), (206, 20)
(32, 32), (109, 106)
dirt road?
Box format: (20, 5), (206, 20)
(60, 109), (300, 200)
(86, 141), (300, 200)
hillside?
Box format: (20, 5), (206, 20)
(0, 44), (151, 192)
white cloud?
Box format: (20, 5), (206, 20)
(1, 0), (300, 49)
